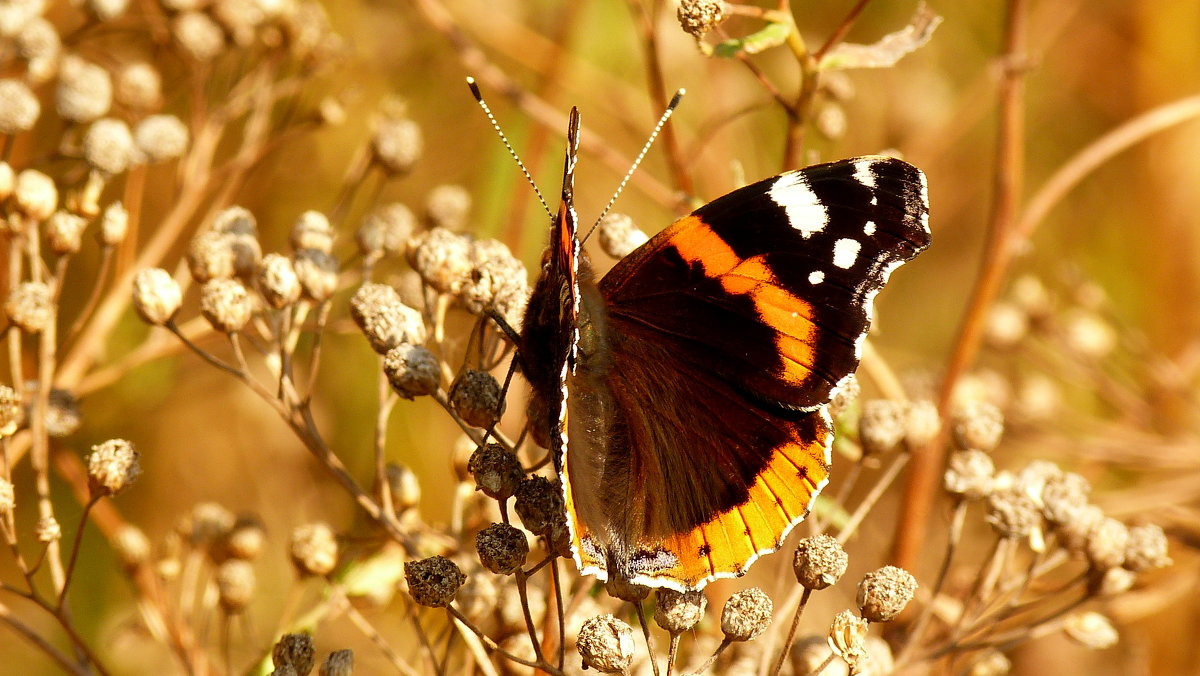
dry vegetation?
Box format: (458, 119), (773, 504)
(0, 1), (1196, 675)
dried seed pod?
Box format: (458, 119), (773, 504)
(216, 559), (255, 612)
(290, 210), (334, 254)
(83, 118), (137, 175)
(448, 369), (505, 428)
(133, 268), (182, 325)
(14, 169), (58, 221)
(856, 566), (917, 622)
(135, 114), (189, 162)
(87, 438), (142, 497)
(57, 55), (113, 123)
(793, 534), (848, 590)
(859, 399), (906, 456)
(6, 281), (53, 333)
(0, 79), (40, 133)
(356, 202), (414, 260)
(654, 588), (706, 634)
(257, 253), (302, 309)
(403, 555), (465, 608)
(290, 522), (338, 577)
(272, 633), (316, 676)
(424, 184), (470, 229)
(382, 344), (439, 399)
(677, 0), (729, 38)
(721, 587), (772, 641)
(474, 523), (528, 575)
(576, 615), (635, 674)
(513, 475), (562, 535)
(200, 278), (252, 333)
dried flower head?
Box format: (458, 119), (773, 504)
(293, 248), (339, 301)
(0, 385), (22, 437)
(677, 0), (729, 38)
(116, 62), (163, 110)
(1123, 523), (1171, 572)
(0, 478), (13, 513)
(216, 558), (255, 612)
(448, 369), (504, 428)
(349, 283), (426, 353)
(1086, 517), (1129, 571)
(597, 212), (648, 259)
(475, 522), (528, 575)
(984, 301), (1028, 348)
(83, 118), (137, 174)
(1061, 309), (1117, 360)
(133, 268), (183, 325)
(185, 502), (237, 545)
(87, 438), (142, 497)
(457, 239), (529, 318)
(468, 443), (524, 500)
(0, 79), (40, 133)
(112, 524), (151, 569)
(951, 400), (1004, 451)
(576, 615), (635, 674)
(424, 184), (471, 229)
(200, 278), (252, 333)
(272, 633), (316, 676)
(15, 18), (59, 83)
(1040, 471), (1090, 526)
(382, 343), (439, 399)
(985, 487), (1042, 540)
(513, 475), (562, 535)
(14, 168), (58, 221)
(968, 649), (1012, 676)
(408, 227), (474, 295)
(903, 400), (940, 450)
(36, 515), (62, 543)
(213, 0), (269, 45)
(357, 202), (414, 260)
(372, 112), (421, 175)
(223, 517), (267, 560)
(404, 555), (465, 607)
(859, 399), (906, 455)
(1058, 503), (1105, 555)
(791, 636), (848, 676)
(188, 230), (239, 282)
(258, 253), (302, 309)
(290, 210), (334, 254)
(319, 650), (354, 676)
(828, 609), (869, 669)
(721, 587), (772, 641)
(47, 210), (88, 255)
(135, 114), (190, 162)
(290, 522), (338, 577)
(43, 387), (82, 438)
(6, 281), (53, 333)
(654, 588), (707, 634)
(1063, 611), (1119, 650)
(98, 200), (128, 246)
(57, 55), (113, 123)
(173, 12), (226, 61)
(793, 534), (849, 590)
(856, 566), (917, 622)
(829, 374), (860, 417)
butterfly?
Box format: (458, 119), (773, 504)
(518, 107), (930, 592)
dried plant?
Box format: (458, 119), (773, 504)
(0, 1), (1193, 675)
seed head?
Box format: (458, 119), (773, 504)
(475, 522), (528, 575)
(793, 534), (849, 590)
(14, 168), (58, 221)
(449, 369), (505, 428)
(382, 343), (440, 398)
(0, 79), (40, 133)
(408, 227), (474, 295)
(216, 558), (255, 612)
(1061, 309), (1117, 360)
(984, 301), (1028, 348)
(597, 212), (647, 259)
(86, 0), (129, 21)
(404, 555), (465, 607)
(223, 516), (267, 560)
(829, 374), (860, 417)
(272, 633), (316, 676)
(6, 281), (53, 333)
(349, 283), (426, 354)
(112, 524), (151, 569)
(57, 55), (113, 123)
(371, 114), (421, 175)
(985, 487), (1042, 540)
(1063, 611), (1119, 650)
(790, 636), (847, 676)
(1058, 503), (1104, 556)
(173, 12), (226, 61)
(98, 200), (128, 246)
(859, 399), (906, 456)
(45, 388), (82, 437)
(184, 502), (236, 545)
(133, 268), (182, 325)
(15, 18), (59, 81)
(468, 443), (524, 501)
(513, 475), (562, 535)
(0, 385), (21, 437)
(721, 587), (772, 641)
(1085, 517), (1129, 570)
(1089, 566), (1135, 597)
(213, 0), (269, 46)
(356, 202), (414, 260)
(290, 210), (334, 254)
(654, 588), (706, 634)
(200, 278), (252, 333)
(424, 184), (471, 229)
(677, 0), (729, 38)
(951, 400), (1004, 451)
(968, 650), (1011, 676)
(576, 615), (635, 674)
(828, 609), (869, 669)
(903, 400), (940, 450)
(84, 118), (137, 175)
(36, 515), (62, 543)
(47, 210), (88, 255)
(1040, 472), (1091, 526)
(290, 522), (338, 576)
(116, 62), (162, 110)
(135, 114), (189, 162)
(87, 438), (142, 497)
(856, 566), (917, 622)
(1123, 523), (1170, 572)
(319, 650), (354, 676)
(293, 248), (338, 301)
(257, 253), (302, 309)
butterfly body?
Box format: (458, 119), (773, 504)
(519, 108), (930, 591)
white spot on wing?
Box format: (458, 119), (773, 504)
(832, 238), (861, 269)
(770, 172), (827, 238)
(863, 221), (876, 236)
(854, 158), (879, 206)
(808, 270), (825, 285)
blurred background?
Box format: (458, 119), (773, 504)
(2, 1), (1198, 674)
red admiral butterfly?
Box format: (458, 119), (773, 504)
(517, 106), (930, 591)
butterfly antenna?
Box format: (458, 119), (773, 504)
(467, 77), (552, 218)
(583, 89), (685, 242)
